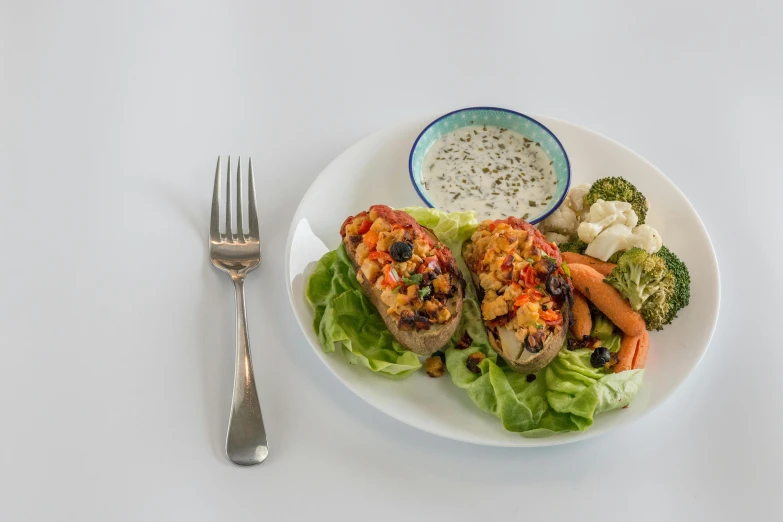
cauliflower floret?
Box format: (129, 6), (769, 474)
(582, 222), (663, 262)
(544, 231), (570, 245)
(627, 224), (662, 254)
(568, 183), (591, 216)
(538, 203), (578, 238)
(578, 223), (601, 244)
(578, 200), (638, 243)
(585, 223), (632, 261)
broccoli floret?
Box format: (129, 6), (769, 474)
(656, 245), (690, 323)
(607, 250), (624, 264)
(605, 248), (674, 311)
(558, 239), (588, 254)
(584, 177), (648, 224)
(640, 289), (670, 331)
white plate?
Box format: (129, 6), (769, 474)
(285, 115), (720, 447)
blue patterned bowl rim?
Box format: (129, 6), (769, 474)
(408, 107), (571, 225)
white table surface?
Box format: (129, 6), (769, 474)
(1, 1), (779, 520)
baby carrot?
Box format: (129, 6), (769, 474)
(562, 253), (616, 276)
(632, 330), (650, 370)
(568, 263), (645, 337)
(616, 333), (641, 373)
(616, 331), (650, 372)
(571, 291), (592, 340)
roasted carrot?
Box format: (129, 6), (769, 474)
(568, 263), (645, 337)
(562, 253), (616, 276)
(571, 292), (592, 340)
(632, 330), (650, 369)
(615, 331), (650, 372)
(616, 333), (640, 372)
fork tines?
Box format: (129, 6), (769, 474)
(210, 156), (259, 243)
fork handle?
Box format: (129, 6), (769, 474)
(225, 277), (268, 465)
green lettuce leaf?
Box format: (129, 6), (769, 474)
(398, 206), (478, 252)
(399, 206), (479, 294)
(444, 297), (496, 388)
(445, 340), (643, 436)
(306, 245), (421, 379)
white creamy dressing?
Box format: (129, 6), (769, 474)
(420, 125), (557, 221)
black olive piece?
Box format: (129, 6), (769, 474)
(526, 374), (536, 383)
(590, 347), (612, 368)
(525, 331), (544, 353)
(545, 275), (567, 296)
(389, 241), (414, 262)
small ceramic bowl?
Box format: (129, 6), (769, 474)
(408, 107), (571, 224)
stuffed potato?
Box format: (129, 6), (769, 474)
(340, 205), (464, 356)
(462, 217), (573, 373)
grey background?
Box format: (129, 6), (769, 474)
(0, 0), (778, 520)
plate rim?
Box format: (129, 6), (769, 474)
(284, 114), (721, 447)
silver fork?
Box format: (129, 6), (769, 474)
(210, 156), (268, 466)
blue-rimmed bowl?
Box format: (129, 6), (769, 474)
(409, 107), (571, 224)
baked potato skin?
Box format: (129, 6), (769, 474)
(462, 217), (573, 373)
(485, 287), (569, 373)
(341, 206), (463, 356)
